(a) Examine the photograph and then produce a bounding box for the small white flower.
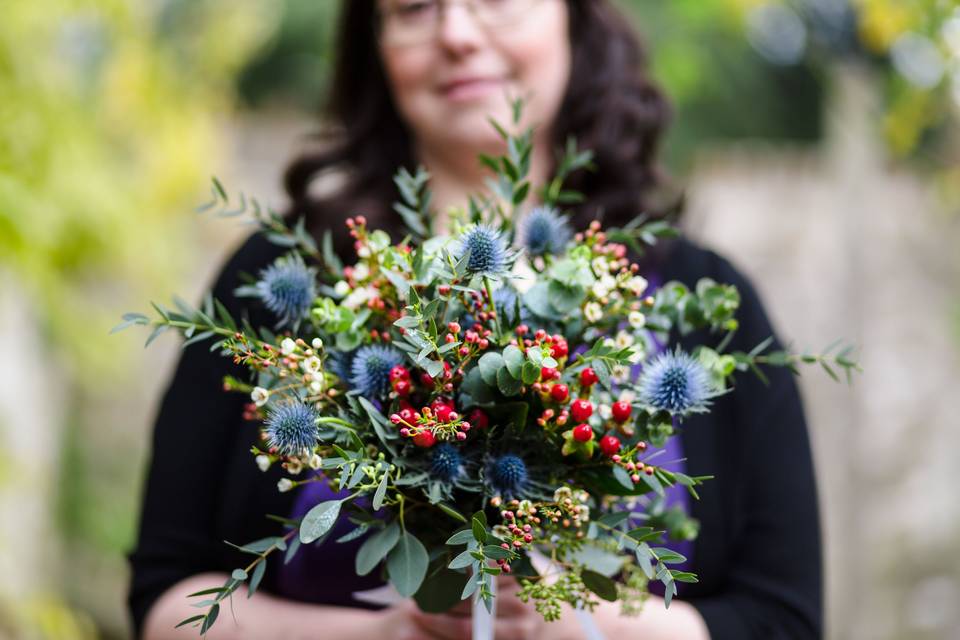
[615,330,635,349]
[250,387,270,407]
[342,286,372,310]
[309,454,323,470]
[628,311,646,329]
[277,478,294,493]
[624,276,649,297]
[311,337,324,350]
[333,280,351,297]
[352,262,370,281]
[627,348,645,364]
[592,275,616,298]
[598,403,612,420]
[287,459,303,475]
[303,356,322,375]
[309,379,324,394]
[584,302,603,323]
[611,364,630,384]
[356,245,371,259]
[602,337,616,349]
[280,338,297,356]
[256,454,271,472]
[618,389,637,404]
[591,256,609,275]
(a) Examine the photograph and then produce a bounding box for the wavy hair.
[282,0,676,263]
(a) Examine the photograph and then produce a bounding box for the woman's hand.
[388,575,547,640]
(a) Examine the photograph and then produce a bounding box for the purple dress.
[277,273,694,603]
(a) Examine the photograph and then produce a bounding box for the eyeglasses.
[377,0,549,47]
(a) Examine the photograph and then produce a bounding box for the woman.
[127,0,822,638]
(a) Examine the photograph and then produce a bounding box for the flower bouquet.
[115,101,859,637]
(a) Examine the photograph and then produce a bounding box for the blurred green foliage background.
[1,0,957,638]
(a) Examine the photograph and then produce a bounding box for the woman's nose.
[436,3,487,55]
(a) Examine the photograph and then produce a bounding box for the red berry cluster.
[390,398,489,448]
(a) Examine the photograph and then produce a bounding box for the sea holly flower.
[253,254,317,328]
[519,205,572,256]
[637,348,715,415]
[430,443,464,482]
[264,401,319,456]
[349,344,405,398]
[457,224,516,277]
[487,454,529,497]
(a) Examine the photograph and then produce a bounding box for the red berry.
[600,435,621,457]
[611,401,632,423]
[469,408,489,429]
[399,408,415,423]
[573,424,594,442]
[389,366,409,382]
[394,379,411,396]
[550,340,568,358]
[541,366,558,381]
[413,430,436,448]
[434,404,454,423]
[580,367,599,387]
[550,384,569,403]
[570,399,593,422]
[420,372,434,386]
[447,322,461,334]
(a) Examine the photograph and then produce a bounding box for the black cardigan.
[126,231,822,639]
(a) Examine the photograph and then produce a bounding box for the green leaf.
[612,465,635,490]
[387,532,430,597]
[597,511,631,527]
[520,360,540,385]
[356,522,401,576]
[446,529,475,545]
[174,615,205,629]
[478,352,504,386]
[502,345,524,378]
[300,500,342,544]
[414,567,469,613]
[496,366,522,396]
[448,549,476,569]
[199,604,219,634]
[373,471,390,510]
[627,527,664,543]
[482,545,511,560]
[471,517,488,544]
[581,569,618,602]
[248,561,266,598]
[437,502,468,523]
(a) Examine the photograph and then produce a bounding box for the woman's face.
[377,0,571,156]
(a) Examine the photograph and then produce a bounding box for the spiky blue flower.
[487,454,528,497]
[430,444,464,483]
[349,344,404,398]
[520,206,573,256]
[264,401,319,456]
[255,255,317,327]
[457,224,515,277]
[637,348,715,415]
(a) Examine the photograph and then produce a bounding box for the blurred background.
[1,0,958,638]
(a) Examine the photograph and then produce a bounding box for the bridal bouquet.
[116,102,859,636]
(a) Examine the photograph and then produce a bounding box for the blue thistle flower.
[349,344,404,398]
[520,206,572,256]
[264,401,319,456]
[637,348,715,415]
[487,454,529,497]
[457,224,515,277]
[255,254,317,328]
[430,444,464,483]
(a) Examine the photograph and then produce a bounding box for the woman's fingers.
[411,609,473,640]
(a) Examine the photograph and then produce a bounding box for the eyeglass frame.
[375,0,553,47]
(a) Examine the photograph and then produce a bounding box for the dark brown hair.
[282,0,676,261]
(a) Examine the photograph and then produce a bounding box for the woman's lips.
[439,77,504,101]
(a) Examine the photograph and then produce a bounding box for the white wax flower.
[333,280,351,297]
[625,276,649,297]
[280,338,297,356]
[311,337,324,350]
[303,356,322,374]
[277,478,294,493]
[256,454,271,472]
[628,311,646,329]
[584,302,603,323]
[250,386,270,407]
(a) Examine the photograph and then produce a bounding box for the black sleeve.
[125,234,274,639]
[689,251,823,639]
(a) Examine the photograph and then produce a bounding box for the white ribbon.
[353,549,604,640]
